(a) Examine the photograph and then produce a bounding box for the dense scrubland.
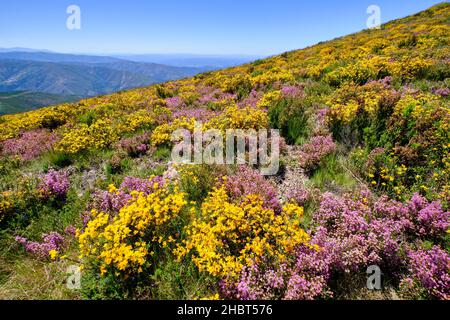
[0,3,449,300]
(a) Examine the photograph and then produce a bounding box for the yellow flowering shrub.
[0,191,13,221]
[251,68,295,87]
[78,185,187,275]
[220,74,252,94]
[324,56,391,85]
[0,109,63,139]
[257,91,281,109]
[175,185,311,279]
[389,57,432,80]
[329,99,359,123]
[151,117,197,147]
[178,85,201,105]
[119,109,156,134]
[56,119,118,154]
[151,104,269,148]
[205,105,269,132]
[392,93,439,119]
[307,60,334,78]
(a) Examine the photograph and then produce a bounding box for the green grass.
[309,153,359,192]
[0,190,85,300]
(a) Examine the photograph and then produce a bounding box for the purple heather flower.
[407,246,450,299]
[1,129,58,161]
[39,169,70,199]
[15,232,65,259]
[225,166,281,213]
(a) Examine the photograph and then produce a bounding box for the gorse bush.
[174,184,310,280]
[79,181,187,277]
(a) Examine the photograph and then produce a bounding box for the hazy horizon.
[0,47,263,58]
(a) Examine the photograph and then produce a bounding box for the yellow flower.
[78,184,187,276]
[108,184,118,193]
[49,250,58,260]
[200,293,221,300]
[175,185,311,279]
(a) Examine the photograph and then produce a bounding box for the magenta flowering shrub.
[118,133,152,157]
[89,176,164,214]
[220,264,288,300]
[172,108,216,122]
[1,129,58,161]
[310,191,449,289]
[121,176,165,193]
[409,194,450,237]
[15,232,65,259]
[299,135,337,172]
[196,87,237,110]
[90,189,132,214]
[313,192,449,271]
[225,166,281,213]
[375,193,450,238]
[284,245,333,300]
[165,96,185,109]
[237,89,262,108]
[405,246,450,299]
[38,169,70,200]
[64,225,77,236]
[432,87,450,97]
[310,108,330,136]
[224,190,449,300]
[221,244,333,300]
[280,85,305,99]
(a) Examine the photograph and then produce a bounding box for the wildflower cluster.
[402,246,449,299]
[175,184,310,280]
[15,232,65,260]
[225,166,281,213]
[89,176,165,215]
[0,191,13,221]
[223,190,449,300]
[299,135,337,172]
[117,133,152,158]
[0,129,58,161]
[79,182,187,276]
[38,169,70,200]
[56,119,118,154]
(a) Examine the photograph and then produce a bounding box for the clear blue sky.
[0,0,445,56]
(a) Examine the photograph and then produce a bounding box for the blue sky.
[0,0,445,56]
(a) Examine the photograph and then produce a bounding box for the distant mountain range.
[0,49,259,115]
[113,54,262,69]
[0,51,203,96]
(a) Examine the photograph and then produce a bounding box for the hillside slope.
[0,3,448,300]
